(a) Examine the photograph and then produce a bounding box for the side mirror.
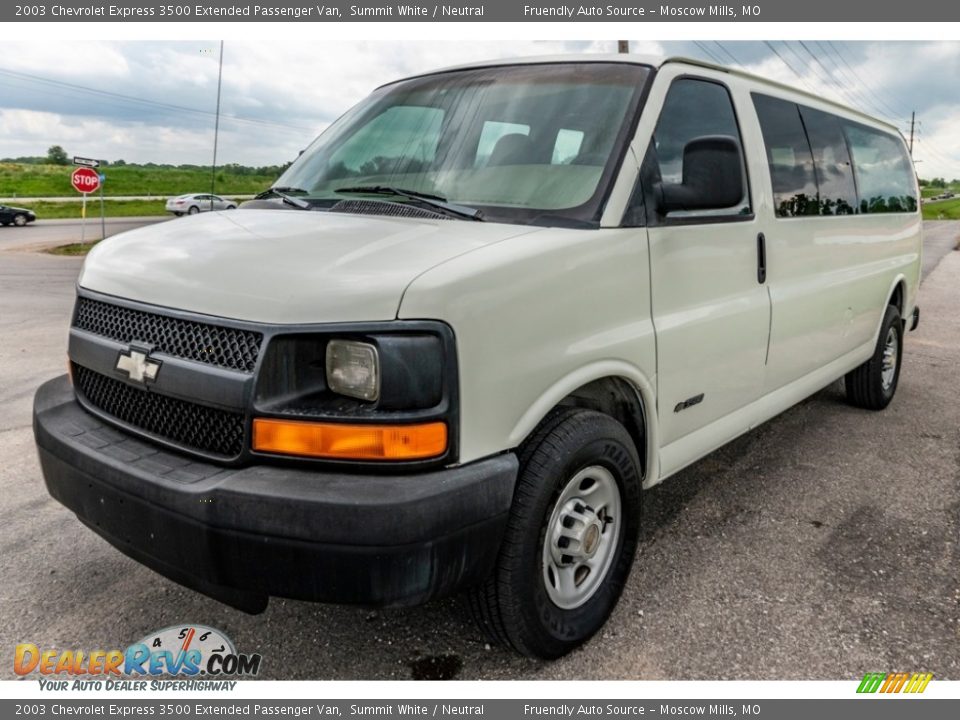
[657,135,744,214]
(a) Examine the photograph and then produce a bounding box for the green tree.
[46,145,69,165]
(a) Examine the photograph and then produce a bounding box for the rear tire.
[845,304,902,410]
[188,206,200,215]
[469,408,642,659]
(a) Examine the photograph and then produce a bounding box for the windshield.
[275,62,651,225]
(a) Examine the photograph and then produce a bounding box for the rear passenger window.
[752,94,818,217]
[799,107,858,215]
[844,124,918,213]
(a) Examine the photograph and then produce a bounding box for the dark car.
[0,204,36,227]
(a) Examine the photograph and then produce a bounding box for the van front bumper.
[33,375,517,613]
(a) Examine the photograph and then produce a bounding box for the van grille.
[73,364,245,458]
[74,297,263,373]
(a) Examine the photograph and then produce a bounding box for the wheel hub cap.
[881,326,898,390]
[542,465,622,610]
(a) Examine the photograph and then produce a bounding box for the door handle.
[757,233,767,284]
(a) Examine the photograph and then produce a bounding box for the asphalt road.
[0,222,957,681]
[0,216,169,251]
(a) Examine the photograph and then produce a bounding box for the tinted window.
[276,63,651,225]
[752,94,818,217]
[799,106,858,215]
[844,124,917,213]
[326,105,445,178]
[644,78,751,220]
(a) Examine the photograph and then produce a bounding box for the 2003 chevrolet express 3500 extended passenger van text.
[34,56,921,659]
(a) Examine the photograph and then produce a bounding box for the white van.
[34,55,921,659]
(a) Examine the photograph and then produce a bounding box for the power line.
[828,42,908,120]
[795,41,898,123]
[712,41,744,69]
[762,41,817,93]
[0,66,313,134]
[692,40,725,66]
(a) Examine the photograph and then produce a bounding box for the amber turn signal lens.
[252,418,447,461]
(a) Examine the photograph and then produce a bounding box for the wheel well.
[555,377,646,479]
[889,282,904,315]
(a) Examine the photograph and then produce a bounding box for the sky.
[0,39,957,179]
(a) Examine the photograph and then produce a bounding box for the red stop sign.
[71,167,101,194]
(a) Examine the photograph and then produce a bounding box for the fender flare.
[507,360,661,488]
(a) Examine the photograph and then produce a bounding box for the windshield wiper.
[255,186,312,210]
[335,186,483,221]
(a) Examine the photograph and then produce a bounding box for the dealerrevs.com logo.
[14,625,261,689]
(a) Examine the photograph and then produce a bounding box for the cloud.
[0,40,956,178]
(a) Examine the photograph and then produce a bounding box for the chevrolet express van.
[34,56,921,659]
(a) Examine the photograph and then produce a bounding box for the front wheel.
[13,214,27,226]
[469,408,642,659]
[188,206,200,215]
[845,304,903,410]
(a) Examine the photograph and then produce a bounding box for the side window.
[752,94,818,217]
[799,106,858,215]
[641,77,751,222]
[844,124,918,214]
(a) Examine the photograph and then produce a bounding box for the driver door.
[640,70,771,476]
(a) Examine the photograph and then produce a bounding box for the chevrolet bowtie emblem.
[116,348,161,383]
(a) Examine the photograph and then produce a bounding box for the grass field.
[25,200,168,219]
[921,185,959,198]
[0,163,278,198]
[47,241,102,256]
[922,197,960,220]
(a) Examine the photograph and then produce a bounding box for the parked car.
[165,193,237,215]
[0,204,36,226]
[34,55,921,659]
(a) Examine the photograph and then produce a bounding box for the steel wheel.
[880,326,899,390]
[542,465,623,610]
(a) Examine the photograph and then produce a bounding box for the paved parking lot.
[1,223,957,680]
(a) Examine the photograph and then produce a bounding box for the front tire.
[845,304,903,410]
[13,214,27,226]
[188,206,200,215]
[470,408,642,659]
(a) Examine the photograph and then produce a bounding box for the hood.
[79,209,535,324]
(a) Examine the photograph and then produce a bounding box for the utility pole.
[618,40,629,54]
[908,111,915,157]
[210,40,224,212]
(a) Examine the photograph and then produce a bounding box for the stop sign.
[71,167,101,194]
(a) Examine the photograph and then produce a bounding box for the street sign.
[71,167,101,194]
[73,156,100,168]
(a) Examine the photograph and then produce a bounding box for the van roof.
[387,54,898,134]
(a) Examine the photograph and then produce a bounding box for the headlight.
[325,339,379,401]
[252,325,456,463]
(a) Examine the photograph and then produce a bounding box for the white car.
[165,193,237,216]
[35,55,921,659]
